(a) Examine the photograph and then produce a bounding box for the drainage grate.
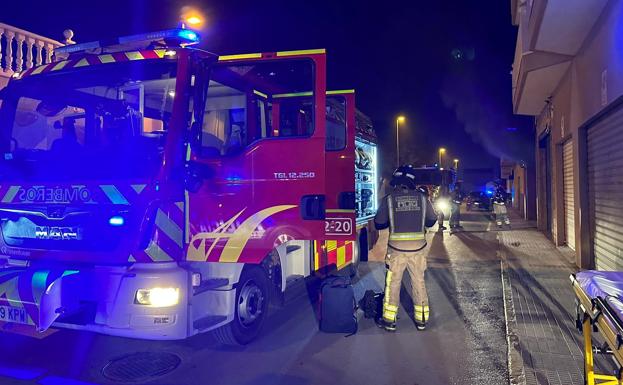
[102,352,181,383]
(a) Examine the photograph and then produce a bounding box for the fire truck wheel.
[212,266,270,345]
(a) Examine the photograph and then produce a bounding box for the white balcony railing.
[0,23,64,77]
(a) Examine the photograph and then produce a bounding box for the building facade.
[511,0,623,269]
[501,158,537,221]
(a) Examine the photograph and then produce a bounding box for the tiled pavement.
[499,215,613,385]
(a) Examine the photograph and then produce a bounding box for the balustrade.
[0,22,64,77]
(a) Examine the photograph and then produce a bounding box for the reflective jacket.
[374,187,437,251]
[493,189,507,205]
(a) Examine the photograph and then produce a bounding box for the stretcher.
[571,271,623,384]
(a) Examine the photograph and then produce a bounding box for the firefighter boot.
[414,304,430,330]
[376,317,397,332]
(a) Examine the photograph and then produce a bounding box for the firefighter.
[449,182,464,230]
[435,187,449,231]
[374,165,437,331]
[493,186,510,227]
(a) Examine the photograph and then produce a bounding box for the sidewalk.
[499,210,589,385]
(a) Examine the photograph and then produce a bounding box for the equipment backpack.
[359,289,384,320]
[319,276,358,334]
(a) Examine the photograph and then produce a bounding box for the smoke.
[439,70,530,164]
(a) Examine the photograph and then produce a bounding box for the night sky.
[4,0,534,178]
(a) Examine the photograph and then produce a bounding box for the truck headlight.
[135,287,180,307]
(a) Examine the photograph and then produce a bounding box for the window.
[196,59,314,157]
[326,96,346,151]
[0,60,178,180]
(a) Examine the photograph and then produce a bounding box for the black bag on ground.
[359,290,384,319]
[319,276,357,334]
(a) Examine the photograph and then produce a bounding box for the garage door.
[588,106,623,270]
[563,140,575,250]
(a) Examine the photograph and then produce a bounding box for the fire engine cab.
[0,29,378,344]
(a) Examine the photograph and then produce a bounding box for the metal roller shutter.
[563,140,575,250]
[587,107,623,270]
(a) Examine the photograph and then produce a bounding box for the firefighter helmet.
[390,165,417,189]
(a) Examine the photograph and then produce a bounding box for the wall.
[532,0,623,267]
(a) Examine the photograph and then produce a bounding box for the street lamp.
[180,7,205,29]
[454,158,459,170]
[438,147,446,168]
[396,116,406,167]
[186,16,203,26]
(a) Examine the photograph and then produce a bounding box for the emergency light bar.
[55,28,200,56]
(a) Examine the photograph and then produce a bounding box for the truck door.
[186,50,328,264]
[317,91,357,270]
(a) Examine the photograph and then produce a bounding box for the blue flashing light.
[485,190,494,196]
[177,29,199,42]
[109,216,125,226]
[119,28,200,45]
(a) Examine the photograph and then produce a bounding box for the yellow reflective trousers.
[382,248,429,324]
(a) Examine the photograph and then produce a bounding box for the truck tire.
[212,266,270,345]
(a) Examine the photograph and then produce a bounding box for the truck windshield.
[0,59,178,181]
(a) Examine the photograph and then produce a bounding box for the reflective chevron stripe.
[130,201,185,263]
[0,268,80,329]
[20,49,167,78]
[155,209,183,248]
[131,184,147,194]
[144,241,174,262]
[319,240,354,269]
[1,186,20,203]
[99,185,129,205]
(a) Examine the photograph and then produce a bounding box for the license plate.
[0,305,28,325]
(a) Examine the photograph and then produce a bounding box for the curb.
[500,259,526,385]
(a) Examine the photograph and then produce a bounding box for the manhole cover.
[102,352,181,383]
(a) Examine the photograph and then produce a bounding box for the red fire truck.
[0,29,378,344]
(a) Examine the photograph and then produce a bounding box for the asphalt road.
[0,210,511,385]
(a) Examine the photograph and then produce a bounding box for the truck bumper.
[0,262,223,340]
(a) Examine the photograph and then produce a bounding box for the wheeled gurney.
[571,271,623,384]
